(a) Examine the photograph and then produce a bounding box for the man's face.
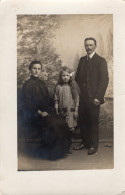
[84,40,96,55]
[30,64,41,77]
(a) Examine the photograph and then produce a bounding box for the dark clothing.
[75,53,109,104]
[22,75,53,142]
[79,88,100,149]
[22,75,50,122]
[21,76,71,160]
[75,53,109,149]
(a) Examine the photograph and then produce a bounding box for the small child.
[54,66,80,153]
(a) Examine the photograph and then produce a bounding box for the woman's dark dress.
[22,76,70,160]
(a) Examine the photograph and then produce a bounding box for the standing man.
[73,37,109,155]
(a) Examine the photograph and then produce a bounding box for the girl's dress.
[55,84,79,129]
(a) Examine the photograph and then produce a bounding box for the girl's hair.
[57,66,80,102]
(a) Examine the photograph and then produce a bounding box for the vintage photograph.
[17,14,113,171]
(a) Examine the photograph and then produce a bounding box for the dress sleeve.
[54,85,60,109]
[22,82,38,112]
[75,58,82,88]
[75,95,79,107]
[72,80,80,108]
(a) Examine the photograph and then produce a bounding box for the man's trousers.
[79,88,100,149]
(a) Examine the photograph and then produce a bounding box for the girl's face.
[30,64,41,77]
[61,71,70,83]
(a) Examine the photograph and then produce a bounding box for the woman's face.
[61,71,70,83]
[30,64,41,77]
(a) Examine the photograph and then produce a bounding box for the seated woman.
[21,60,70,160]
[22,61,50,126]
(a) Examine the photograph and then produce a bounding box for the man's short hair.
[29,60,42,70]
[84,37,97,45]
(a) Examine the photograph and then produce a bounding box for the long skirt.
[20,113,71,160]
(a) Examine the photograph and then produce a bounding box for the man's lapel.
[87,53,97,71]
[80,53,97,79]
[80,56,87,78]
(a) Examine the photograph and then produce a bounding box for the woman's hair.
[57,66,80,102]
[29,60,42,70]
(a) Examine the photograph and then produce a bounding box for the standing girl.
[54,66,80,153]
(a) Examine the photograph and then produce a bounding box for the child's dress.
[54,84,79,129]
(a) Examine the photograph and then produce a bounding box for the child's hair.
[57,66,80,102]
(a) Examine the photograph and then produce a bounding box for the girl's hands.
[74,106,78,119]
[74,111,78,119]
[56,108,59,115]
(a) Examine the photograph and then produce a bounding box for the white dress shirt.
[87,51,96,60]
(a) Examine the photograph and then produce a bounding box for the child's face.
[61,71,70,83]
[30,64,41,77]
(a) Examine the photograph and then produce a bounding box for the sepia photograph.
[17,14,113,171]
[1,0,125,194]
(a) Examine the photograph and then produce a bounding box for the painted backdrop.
[17,14,113,97]
[17,15,113,142]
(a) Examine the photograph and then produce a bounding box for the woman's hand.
[38,110,49,117]
[41,112,49,117]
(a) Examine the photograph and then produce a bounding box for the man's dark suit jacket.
[75,53,109,104]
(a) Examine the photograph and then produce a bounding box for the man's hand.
[38,110,49,117]
[93,99,100,106]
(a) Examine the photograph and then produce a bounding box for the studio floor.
[18,140,113,171]
[18,97,113,171]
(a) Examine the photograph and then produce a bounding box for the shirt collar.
[87,51,96,59]
[30,75,39,80]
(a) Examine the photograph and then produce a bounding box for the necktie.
[87,56,90,60]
